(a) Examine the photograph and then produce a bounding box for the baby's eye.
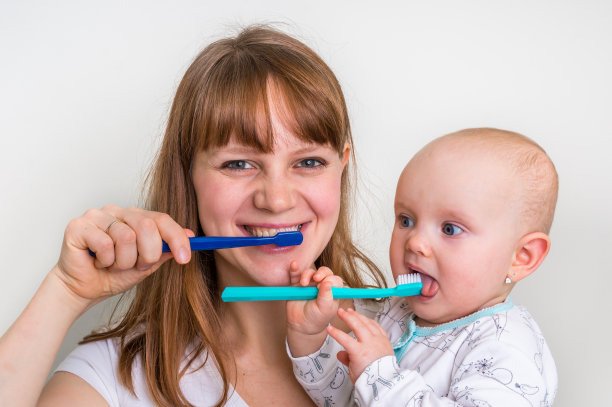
[297,158,325,168]
[399,215,414,228]
[224,160,254,170]
[442,223,463,236]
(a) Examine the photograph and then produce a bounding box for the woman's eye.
[224,160,253,170]
[297,158,324,168]
[442,223,463,236]
[399,215,414,228]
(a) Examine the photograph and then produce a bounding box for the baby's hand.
[286,262,344,357]
[327,308,394,383]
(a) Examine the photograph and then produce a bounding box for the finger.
[99,204,123,219]
[120,210,189,269]
[82,207,122,235]
[288,261,301,286]
[106,220,138,270]
[80,209,126,268]
[66,216,115,268]
[153,212,191,265]
[327,324,359,353]
[316,279,336,305]
[128,214,164,270]
[337,308,371,342]
[300,268,317,287]
[321,275,344,289]
[346,308,382,337]
[312,266,333,283]
[136,251,175,274]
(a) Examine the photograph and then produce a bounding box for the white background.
[1,1,610,405]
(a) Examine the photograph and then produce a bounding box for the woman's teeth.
[245,224,302,237]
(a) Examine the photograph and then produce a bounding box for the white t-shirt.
[56,338,248,407]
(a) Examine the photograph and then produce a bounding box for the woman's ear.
[341,142,351,169]
[510,232,551,282]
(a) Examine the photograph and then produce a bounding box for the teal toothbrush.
[221,273,422,302]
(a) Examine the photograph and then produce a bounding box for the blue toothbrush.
[89,231,303,256]
[161,231,303,252]
[221,273,422,302]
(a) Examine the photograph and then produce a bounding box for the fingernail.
[177,248,190,263]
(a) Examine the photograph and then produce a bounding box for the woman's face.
[191,108,349,287]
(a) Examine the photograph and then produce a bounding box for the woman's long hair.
[83,25,386,407]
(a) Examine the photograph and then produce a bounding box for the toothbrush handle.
[221,286,397,302]
[163,235,282,252]
[222,286,319,302]
[330,287,394,299]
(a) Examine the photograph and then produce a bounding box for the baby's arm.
[286,263,344,357]
[287,265,357,407]
[330,309,556,406]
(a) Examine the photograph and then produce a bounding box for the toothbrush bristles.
[397,273,421,285]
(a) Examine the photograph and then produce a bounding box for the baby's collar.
[392,298,514,361]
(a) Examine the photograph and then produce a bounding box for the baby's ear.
[510,232,551,282]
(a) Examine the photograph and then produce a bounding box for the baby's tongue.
[418,273,439,297]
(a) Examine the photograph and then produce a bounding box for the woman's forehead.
[211,135,331,154]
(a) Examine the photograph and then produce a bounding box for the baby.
[286,128,558,406]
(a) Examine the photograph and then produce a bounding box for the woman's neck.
[222,299,288,362]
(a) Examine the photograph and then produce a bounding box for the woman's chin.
[266,266,298,285]
[240,265,293,287]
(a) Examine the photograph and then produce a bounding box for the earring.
[505,277,512,284]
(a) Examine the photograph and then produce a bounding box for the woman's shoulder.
[56,336,121,372]
[55,337,248,406]
[54,337,126,406]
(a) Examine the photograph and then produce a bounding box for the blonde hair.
[82,25,385,407]
[440,127,559,234]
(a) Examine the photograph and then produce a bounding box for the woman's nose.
[406,229,432,257]
[253,174,296,213]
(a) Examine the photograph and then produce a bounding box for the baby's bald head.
[416,128,558,234]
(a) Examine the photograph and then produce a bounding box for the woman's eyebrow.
[290,145,324,154]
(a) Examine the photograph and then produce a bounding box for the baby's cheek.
[445,273,479,301]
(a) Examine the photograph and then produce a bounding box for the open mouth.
[406,265,439,298]
[243,224,303,237]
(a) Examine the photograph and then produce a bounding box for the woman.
[0,25,385,406]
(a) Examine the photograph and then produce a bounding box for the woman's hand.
[53,205,193,306]
[286,263,343,357]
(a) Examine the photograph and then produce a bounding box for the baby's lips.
[419,273,439,297]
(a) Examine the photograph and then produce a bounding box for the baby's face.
[389,142,523,326]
